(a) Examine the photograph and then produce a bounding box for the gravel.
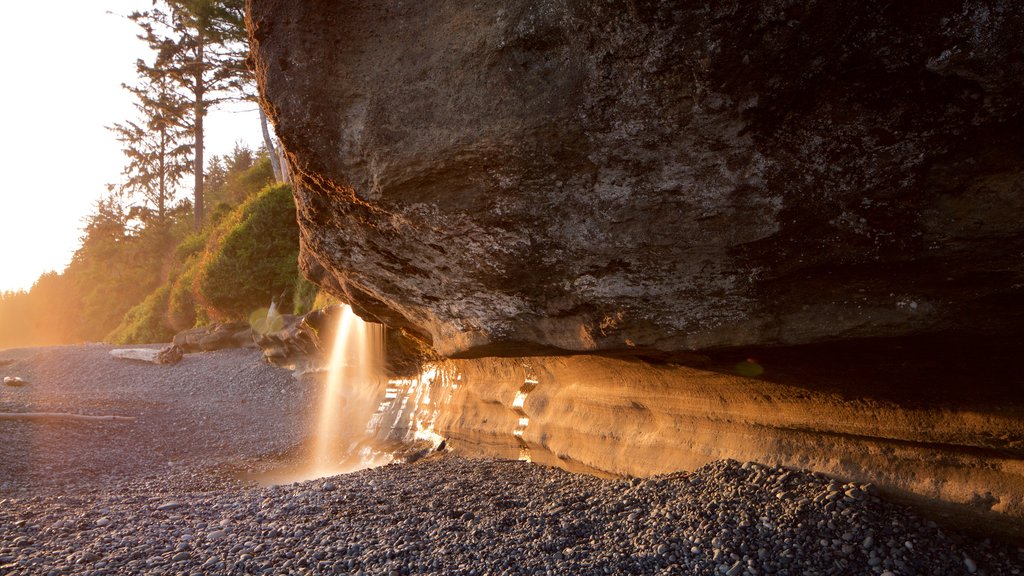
[2,344,1023,575]
[0,343,313,492]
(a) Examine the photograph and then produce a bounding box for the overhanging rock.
[248,0,1023,357]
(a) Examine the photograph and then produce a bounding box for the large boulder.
[248,0,1024,357]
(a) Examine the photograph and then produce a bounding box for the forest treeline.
[0,0,315,350]
[0,147,317,350]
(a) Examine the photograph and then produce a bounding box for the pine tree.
[129,0,250,230]
[110,70,192,224]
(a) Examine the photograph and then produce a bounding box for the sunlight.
[0,1,262,294]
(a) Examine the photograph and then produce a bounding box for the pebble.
[6,457,1016,576]
[0,346,1020,576]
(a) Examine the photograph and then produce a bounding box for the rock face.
[247,0,1024,536]
[248,0,1023,357]
[398,354,1024,539]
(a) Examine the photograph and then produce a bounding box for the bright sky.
[0,1,263,293]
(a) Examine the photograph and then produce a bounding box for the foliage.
[194,184,299,320]
[129,0,252,229]
[0,2,301,349]
[166,259,200,331]
[109,61,192,223]
[0,274,76,349]
[175,229,209,261]
[0,179,304,347]
[205,144,274,207]
[292,276,320,316]
[0,192,178,347]
[106,284,175,344]
[311,289,341,311]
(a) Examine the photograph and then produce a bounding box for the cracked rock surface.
[249,0,1024,357]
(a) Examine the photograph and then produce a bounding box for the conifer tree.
[110,71,192,224]
[129,0,250,230]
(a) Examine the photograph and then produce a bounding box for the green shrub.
[292,276,320,315]
[312,289,340,310]
[194,184,299,321]
[230,157,275,203]
[166,260,199,331]
[106,284,175,344]
[175,230,208,261]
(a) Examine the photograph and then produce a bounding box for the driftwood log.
[0,412,136,422]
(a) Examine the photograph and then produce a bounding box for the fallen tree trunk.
[0,412,136,422]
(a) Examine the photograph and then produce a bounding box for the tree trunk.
[260,108,283,182]
[158,125,167,222]
[192,39,206,231]
[279,145,291,184]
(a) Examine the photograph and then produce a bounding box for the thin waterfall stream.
[307,304,388,477]
[249,305,391,484]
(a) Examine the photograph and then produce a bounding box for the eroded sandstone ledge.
[411,350,1024,539]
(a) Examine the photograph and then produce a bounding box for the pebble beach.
[1,345,1021,575]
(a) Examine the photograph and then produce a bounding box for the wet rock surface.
[253,306,437,378]
[249,0,1024,357]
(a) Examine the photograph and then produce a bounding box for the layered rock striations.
[410,354,1024,538]
[248,0,1023,357]
[247,0,1024,535]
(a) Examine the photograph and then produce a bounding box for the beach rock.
[249,0,1024,357]
[155,345,184,365]
[252,311,320,370]
[3,376,26,386]
[173,323,254,353]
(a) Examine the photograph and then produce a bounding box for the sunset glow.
[0,1,261,293]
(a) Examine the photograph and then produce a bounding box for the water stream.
[307,304,388,477]
[249,305,445,485]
